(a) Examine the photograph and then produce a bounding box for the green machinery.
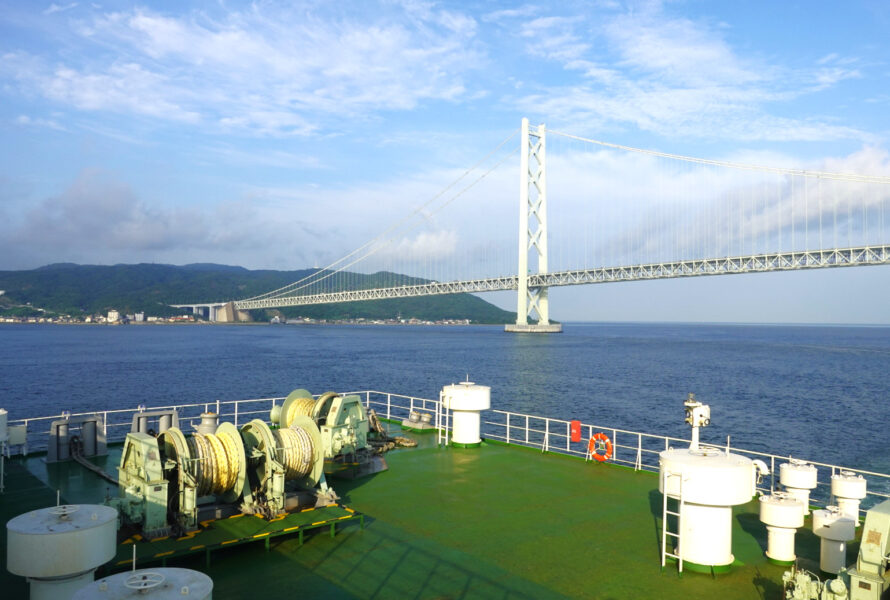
[272,389,387,478]
[783,499,890,600]
[111,416,330,538]
[847,499,890,600]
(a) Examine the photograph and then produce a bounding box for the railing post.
[386,394,391,420]
[410,397,415,414]
[435,393,441,446]
[216,400,220,415]
[102,412,107,439]
[635,434,642,471]
[566,422,570,451]
[525,415,529,444]
[506,414,511,445]
[365,391,370,408]
[612,428,617,461]
[543,419,549,453]
[234,402,239,428]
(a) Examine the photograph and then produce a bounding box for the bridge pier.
[505,323,563,333]
[170,303,229,322]
[507,118,561,334]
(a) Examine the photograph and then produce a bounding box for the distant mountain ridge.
[0,263,515,324]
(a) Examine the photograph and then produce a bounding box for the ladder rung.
[665,532,679,538]
[665,510,680,517]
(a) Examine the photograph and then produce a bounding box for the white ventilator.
[779,460,818,515]
[812,506,856,574]
[6,504,118,600]
[759,493,805,564]
[830,471,867,525]
[441,382,490,446]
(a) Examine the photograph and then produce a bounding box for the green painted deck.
[1,436,861,599]
[113,504,363,568]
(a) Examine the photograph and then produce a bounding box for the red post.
[570,420,581,443]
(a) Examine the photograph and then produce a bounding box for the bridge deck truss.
[232,245,890,310]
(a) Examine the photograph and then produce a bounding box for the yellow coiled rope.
[274,426,314,480]
[189,431,239,496]
[215,428,241,493]
[202,432,229,495]
[187,434,211,496]
[186,423,312,495]
[283,397,316,427]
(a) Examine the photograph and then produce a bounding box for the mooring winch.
[111,412,330,538]
[273,388,388,478]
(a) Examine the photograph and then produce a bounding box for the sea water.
[1,322,888,473]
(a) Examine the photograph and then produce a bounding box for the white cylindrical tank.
[831,471,867,525]
[759,493,805,564]
[7,504,117,600]
[812,506,856,574]
[0,408,8,443]
[441,382,490,447]
[659,447,754,569]
[779,460,818,515]
[72,568,213,600]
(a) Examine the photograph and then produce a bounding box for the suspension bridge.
[174,118,890,331]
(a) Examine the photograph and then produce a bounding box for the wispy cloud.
[510,3,870,143]
[482,5,538,23]
[15,114,67,131]
[5,4,484,137]
[520,16,590,63]
[43,3,78,16]
[810,54,861,91]
[3,53,201,123]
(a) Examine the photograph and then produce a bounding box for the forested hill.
[0,263,516,324]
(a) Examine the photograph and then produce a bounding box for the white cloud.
[482,5,538,23]
[811,54,862,91]
[43,3,78,15]
[2,53,201,123]
[0,170,317,269]
[510,4,870,144]
[378,230,459,263]
[605,11,763,87]
[520,16,590,63]
[6,3,484,136]
[15,114,67,131]
[542,144,890,271]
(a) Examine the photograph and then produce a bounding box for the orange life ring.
[588,433,613,462]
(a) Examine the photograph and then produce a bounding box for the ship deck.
[1,430,857,600]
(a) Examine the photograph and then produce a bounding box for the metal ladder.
[661,471,685,573]
[435,393,450,447]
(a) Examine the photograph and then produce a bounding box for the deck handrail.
[7,390,889,515]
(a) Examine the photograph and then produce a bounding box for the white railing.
[6,397,286,455]
[4,391,438,456]
[482,408,890,513]
[7,392,889,516]
[356,390,440,423]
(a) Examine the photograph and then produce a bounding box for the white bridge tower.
[505,118,562,333]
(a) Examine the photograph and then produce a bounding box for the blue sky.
[2,1,890,322]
